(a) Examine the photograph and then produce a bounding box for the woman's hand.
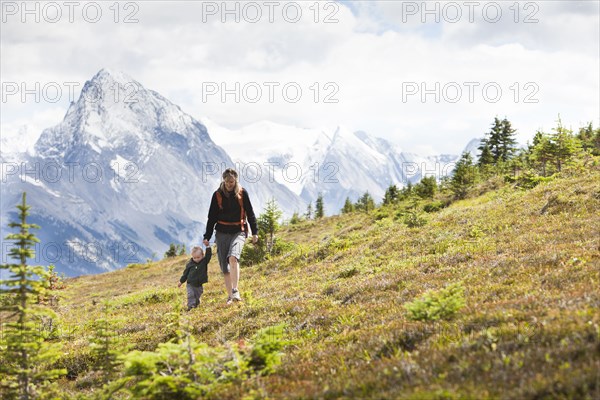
[252,235,258,244]
[203,239,209,247]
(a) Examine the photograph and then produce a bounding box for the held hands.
[177,282,182,288]
[203,239,210,247]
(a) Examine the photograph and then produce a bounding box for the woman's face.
[224,177,236,191]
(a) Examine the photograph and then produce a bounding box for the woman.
[203,168,258,304]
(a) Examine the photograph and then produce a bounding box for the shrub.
[241,241,266,266]
[423,201,446,213]
[272,238,295,257]
[374,209,389,220]
[506,170,555,189]
[403,209,427,228]
[248,324,288,375]
[113,324,289,398]
[404,283,466,322]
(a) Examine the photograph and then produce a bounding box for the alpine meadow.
[1,119,599,399]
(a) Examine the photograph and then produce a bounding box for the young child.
[178,245,212,311]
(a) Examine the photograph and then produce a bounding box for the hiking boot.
[232,289,242,302]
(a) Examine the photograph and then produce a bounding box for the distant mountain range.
[205,120,480,215]
[1,69,479,276]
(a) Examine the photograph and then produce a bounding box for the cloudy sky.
[1,0,598,156]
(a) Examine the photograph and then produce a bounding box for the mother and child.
[178,168,259,309]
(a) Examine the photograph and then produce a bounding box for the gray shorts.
[215,231,247,274]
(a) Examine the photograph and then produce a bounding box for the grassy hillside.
[46,168,600,398]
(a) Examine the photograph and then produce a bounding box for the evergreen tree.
[305,202,313,220]
[531,130,544,148]
[257,199,283,255]
[341,197,354,214]
[450,152,477,199]
[479,117,517,165]
[478,117,503,163]
[438,175,451,193]
[530,132,554,176]
[499,118,518,162]
[403,196,428,228]
[576,122,600,156]
[399,181,413,200]
[90,303,123,382]
[414,176,437,199]
[289,212,302,225]
[38,265,65,307]
[477,143,494,168]
[507,148,528,178]
[550,118,582,172]
[243,199,283,263]
[355,192,375,213]
[165,243,178,258]
[383,184,399,205]
[315,194,324,219]
[0,193,66,399]
[178,244,187,256]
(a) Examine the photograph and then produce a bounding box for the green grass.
[30,168,600,398]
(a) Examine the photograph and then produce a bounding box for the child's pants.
[187,284,204,309]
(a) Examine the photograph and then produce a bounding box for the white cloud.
[1,0,598,156]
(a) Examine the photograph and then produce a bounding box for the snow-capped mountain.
[202,119,328,196]
[1,125,38,160]
[1,69,302,276]
[206,120,475,214]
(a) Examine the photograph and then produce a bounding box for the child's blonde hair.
[191,246,204,256]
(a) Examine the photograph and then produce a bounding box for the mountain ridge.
[2,69,478,276]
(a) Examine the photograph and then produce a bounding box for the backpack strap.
[216,191,223,210]
[238,189,246,232]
